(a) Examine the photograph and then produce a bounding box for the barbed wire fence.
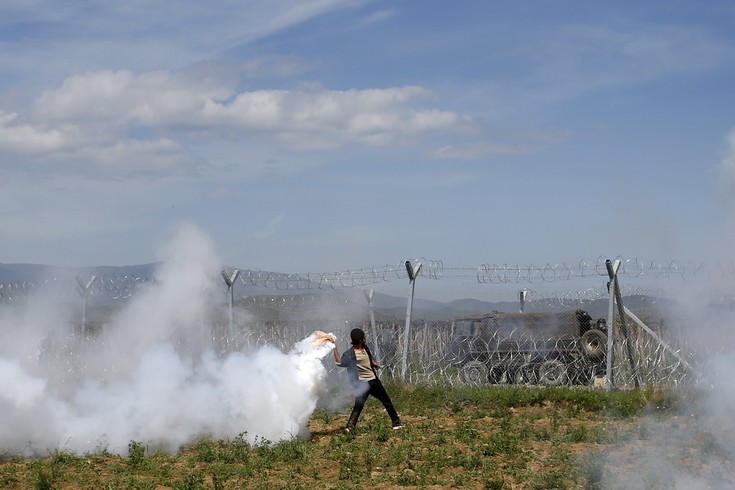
[1,257,733,390]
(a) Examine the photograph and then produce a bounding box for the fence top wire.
[2,257,735,302]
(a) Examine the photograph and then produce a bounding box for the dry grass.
[0,383,727,489]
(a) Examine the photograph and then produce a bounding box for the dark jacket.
[337,345,378,386]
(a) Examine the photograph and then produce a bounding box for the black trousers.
[347,378,400,428]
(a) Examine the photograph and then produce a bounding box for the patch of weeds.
[482,431,521,458]
[432,431,448,445]
[457,452,483,470]
[527,448,576,489]
[173,471,204,490]
[517,422,534,442]
[192,438,222,464]
[395,468,420,486]
[534,426,551,441]
[31,460,57,490]
[579,452,605,489]
[641,385,682,413]
[605,390,646,418]
[226,432,252,464]
[337,457,361,483]
[447,397,473,413]
[271,437,310,464]
[127,440,146,468]
[50,450,79,468]
[362,444,379,473]
[210,473,224,490]
[394,383,452,411]
[373,424,391,443]
[312,407,333,425]
[550,409,561,432]
[454,418,480,442]
[491,405,513,418]
[452,471,471,487]
[147,450,175,480]
[124,477,156,490]
[252,435,278,468]
[424,446,452,470]
[0,463,20,487]
[471,408,489,419]
[563,424,597,443]
[484,474,509,489]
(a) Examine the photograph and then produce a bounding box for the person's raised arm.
[333,346,341,364]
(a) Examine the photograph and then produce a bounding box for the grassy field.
[0,383,715,489]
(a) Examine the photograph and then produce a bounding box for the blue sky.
[1,0,734,273]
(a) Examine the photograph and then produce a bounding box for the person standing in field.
[332,328,403,433]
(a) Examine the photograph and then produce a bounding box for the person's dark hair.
[350,328,365,346]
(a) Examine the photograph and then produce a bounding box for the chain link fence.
[1,257,730,390]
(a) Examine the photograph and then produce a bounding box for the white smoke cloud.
[0,222,338,456]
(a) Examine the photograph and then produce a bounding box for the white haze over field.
[0,223,339,456]
[596,274,735,489]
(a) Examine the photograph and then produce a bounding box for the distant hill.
[0,263,669,321]
[0,263,159,283]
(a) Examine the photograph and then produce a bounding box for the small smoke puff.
[0,358,46,409]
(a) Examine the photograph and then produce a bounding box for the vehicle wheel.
[513,363,537,385]
[488,367,504,384]
[460,361,488,386]
[538,359,568,386]
[581,329,607,360]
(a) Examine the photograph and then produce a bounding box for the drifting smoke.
[595,279,735,489]
[0,223,337,456]
[598,130,735,489]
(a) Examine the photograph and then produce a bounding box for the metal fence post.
[605,262,617,392]
[221,269,241,347]
[401,260,421,382]
[605,259,640,389]
[519,289,528,313]
[75,275,96,341]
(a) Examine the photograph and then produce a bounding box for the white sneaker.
[392,424,403,430]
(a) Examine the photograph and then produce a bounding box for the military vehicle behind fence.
[448,309,608,386]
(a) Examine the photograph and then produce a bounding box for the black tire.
[488,367,504,384]
[581,329,607,360]
[460,360,488,386]
[513,363,537,385]
[538,359,568,386]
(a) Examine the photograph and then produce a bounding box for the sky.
[1,0,735,274]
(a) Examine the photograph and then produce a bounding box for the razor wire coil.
[3,257,735,301]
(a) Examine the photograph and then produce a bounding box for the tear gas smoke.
[0,223,338,456]
[598,273,735,488]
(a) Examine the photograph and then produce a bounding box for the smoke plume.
[0,222,336,456]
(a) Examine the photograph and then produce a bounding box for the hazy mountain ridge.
[0,263,664,320]
[0,263,159,283]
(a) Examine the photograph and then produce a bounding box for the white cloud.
[717,127,735,199]
[242,55,315,79]
[356,9,395,27]
[0,70,471,178]
[253,213,286,239]
[206,187,245,200]
[527,22,729,99]
[0,112,71,154]
[427,142,538,160]
[34,70,231,125]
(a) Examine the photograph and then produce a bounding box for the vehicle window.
[454,320,475,337]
